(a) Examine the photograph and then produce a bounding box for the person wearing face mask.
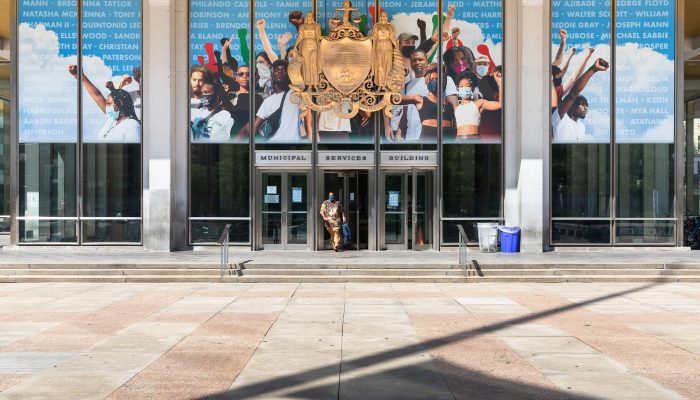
[452,72,502,142]
[255,52,274,98]
[398,71,454,142]
[190,82,234,142]
[397,32,419,83]
[320,192,346,252]
[474,55,491,79]
[444,46,476,83]
[68,65,141,143]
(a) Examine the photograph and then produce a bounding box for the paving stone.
[0,353,73,373]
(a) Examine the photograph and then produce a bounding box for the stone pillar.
[504,0,550,252]
[142,0,189,250]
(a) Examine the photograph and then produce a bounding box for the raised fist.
[256,19,266,30]
[593,58,609,72]
[559,28,567,41]
[289,11,303,28]
[68,64,78,76]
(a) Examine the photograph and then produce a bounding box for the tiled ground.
[0,282,698,399]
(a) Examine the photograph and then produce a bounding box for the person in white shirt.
[190,83,234,142]
[68,64,141,143]
[552,58,609,143]
[385,49,458,143]
[239,59,312,143]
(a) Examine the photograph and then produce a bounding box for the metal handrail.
[457,224,472,275]
[218,224,231,278]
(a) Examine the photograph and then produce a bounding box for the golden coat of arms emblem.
[288,1,404,118]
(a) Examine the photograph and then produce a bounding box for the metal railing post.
[457,224,470,275]
[218,224,231,278]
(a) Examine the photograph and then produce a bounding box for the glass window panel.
[685,100,700,215]
[18,0,79,144]
[615,0,674,144]
[190,220,250,244]
[189,0,251,144]
[81,0,142,144]
[380,0,439,148]
[551,0,611,144]
[443,144,500,218]
[190,144,250,217]
[552,144,610,218]
[315,0,374,147]
[615,220,674,244]
[19,143,77,218]
[19,220,77,243]
[253,0,313,147]
[442,220,499,245]
[551,220,610,245]
[82,220,141,243]
[447,0,503,144]
[0,84,10,228]
[83,144,141,218]
[617,143,674,218]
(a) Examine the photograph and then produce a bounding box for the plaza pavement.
[0,282,698,399]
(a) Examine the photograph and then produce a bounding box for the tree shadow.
[198,284,656,400]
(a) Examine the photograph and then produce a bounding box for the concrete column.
[504,0,550,252]
[142,0,189,250]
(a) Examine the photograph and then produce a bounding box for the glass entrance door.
[261,171,309,249]
[382,170,433,250]
[322,171,369,250]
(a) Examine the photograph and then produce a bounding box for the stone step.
[476,268,700,276]
[0,263,223,270]
[1,262,700,271]
[0,268,224,276]
[241,263,465,270]
[1,274,700,283]
[473,263,700,270]
[240,268,465,276]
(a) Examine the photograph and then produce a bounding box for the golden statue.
[287,48,305,92]
[372,12,396,88]
[296,12,321,88]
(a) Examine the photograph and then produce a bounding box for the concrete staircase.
[1,261,700,283]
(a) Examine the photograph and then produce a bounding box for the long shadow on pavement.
[199,284,656,400]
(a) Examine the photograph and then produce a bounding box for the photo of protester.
[238,60,312,143]
[549,24,610,144]
[383,1,503,144]
[551,58,609,143]
[69,65,141,143]
[452,69,501,142]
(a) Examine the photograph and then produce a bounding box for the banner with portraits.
[189,0,252,143]
[18,0,142,144]
[551,0,675,144]
[188,0,504,145]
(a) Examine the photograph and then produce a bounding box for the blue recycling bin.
[498,226,520,253]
